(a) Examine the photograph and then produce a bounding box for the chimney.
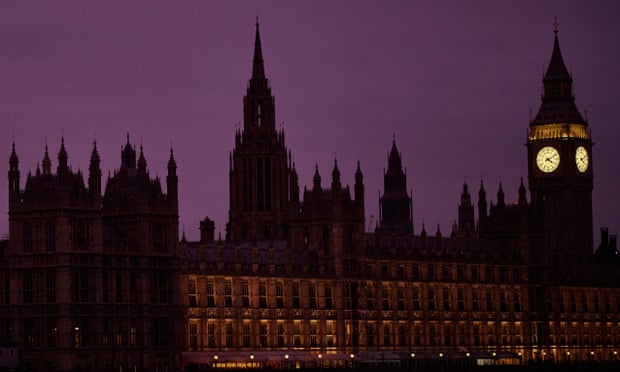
[200,217,215,244]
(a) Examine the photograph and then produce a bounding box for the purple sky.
[2,1,619,243]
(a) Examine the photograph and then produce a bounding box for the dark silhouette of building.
[2,137,180,371]
[2,20,619,371]
[178,21,620,369]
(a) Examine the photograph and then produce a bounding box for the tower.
[378,138,413,234]
[458,181,475,233]
[527,23,593,263]
[228,21,293,240]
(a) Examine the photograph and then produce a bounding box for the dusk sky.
[2,1,619,243]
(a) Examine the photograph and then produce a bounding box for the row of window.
[186,319,620,350]
[349,261,524,283]
[20,221,169,253]
[186,278,526,312]
[18,317,171,349]
[17,269,171,305]
[553,290,618,314]
[21,220,87,252]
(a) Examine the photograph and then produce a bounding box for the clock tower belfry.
[527,23,593,263]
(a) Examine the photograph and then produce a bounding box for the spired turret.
[378,138,412,235]
[167,147,178,210]
[458,181,475,233]
[8,142,20,207]
[88,141,101,206]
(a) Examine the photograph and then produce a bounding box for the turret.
[313,164,321,194]
[121,133,136,169]
[378,138,412,235]
[88,141,101,206]
[8,142,20,206]
[496,182,505,207]
[458,181,475,232]
[354,161,364,215]
[42,145,51,175]
[331,158,341,200]
[57,137,70,184]
[167,147,178,209]
[137,145,148,192]
[478,180,487,226]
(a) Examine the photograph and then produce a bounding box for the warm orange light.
[529,123,589,141]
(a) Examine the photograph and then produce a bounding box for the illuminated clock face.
[536,146,560,173]
[575,146,589,173]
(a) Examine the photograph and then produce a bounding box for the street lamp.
[318,353,323,370]
[250,354,254,369]
[349,353,355,371]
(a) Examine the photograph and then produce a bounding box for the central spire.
[252,18,265,80]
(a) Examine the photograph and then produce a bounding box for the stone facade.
[2,138,180,371]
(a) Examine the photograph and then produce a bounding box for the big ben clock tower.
[527,22,593,264]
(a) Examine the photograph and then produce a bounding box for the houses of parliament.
[1,22,619,372]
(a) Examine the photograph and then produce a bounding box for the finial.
[256,15,259,27]
[553,16,559,35]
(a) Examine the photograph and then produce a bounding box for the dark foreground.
[184,364,619,372]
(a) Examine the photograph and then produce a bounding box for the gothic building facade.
[1,137,181,371]
[177,22,620,369]
[2,21,620,372]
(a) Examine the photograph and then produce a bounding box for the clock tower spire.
[527,22,593,264]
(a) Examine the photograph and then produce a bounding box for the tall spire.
[531,18,586,125]
[89,140,101,205]
[252,17,265,80]
[543,17,572,86]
